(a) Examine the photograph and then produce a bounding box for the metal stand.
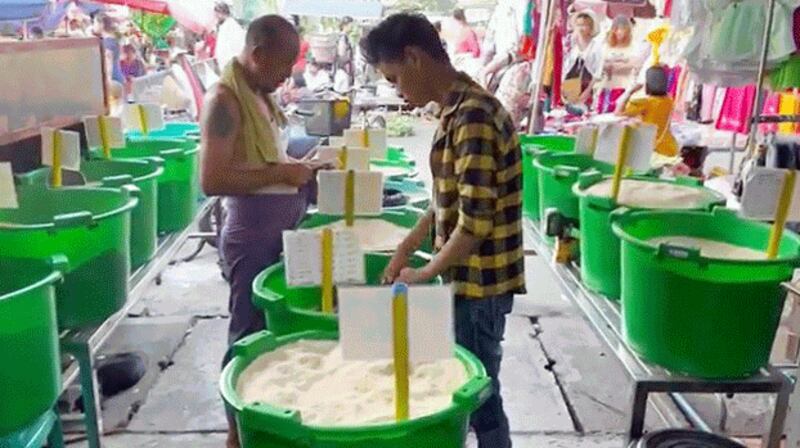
[57,199,214,447]
[525,220,794,447]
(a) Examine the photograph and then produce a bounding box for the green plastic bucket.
[533,153,613,223]
[0,186,137,329]
[252,252,438,337]
[126,121,200,141]
[575,174,725,300]
[17,159,164,270]
[370,159,417,180]
[92,138,199,233]
[0,257,63,436]
[220,330,491,448]
[519,134,575,220]
[299,207,432,253]
[384,178,430,210]
[612,207,800,378]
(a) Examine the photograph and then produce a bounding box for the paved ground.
[64,119,777,447]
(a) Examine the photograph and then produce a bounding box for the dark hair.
[645,66,668,96]
[31,26,44,36]
[246,15,297,48]
[360,14,449,65]
[214,1,231,15]
[433,21,442,32]
[292,72,306,88]
[453,8,466,23]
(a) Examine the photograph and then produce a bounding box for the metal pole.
[746,0,778,155]
[527,0,556,134]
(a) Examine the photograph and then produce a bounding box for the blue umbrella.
[0,0,52,21]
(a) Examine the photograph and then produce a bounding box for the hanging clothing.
[623,95,679,157]
[551,26,564,108]
[595,88,626,114]
[778,92,800,135]
[715,85,756,134]
[770,56,800,91]
[760,92,782,134]
[700,84,719,123]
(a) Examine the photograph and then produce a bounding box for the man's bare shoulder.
[202,84,240,139]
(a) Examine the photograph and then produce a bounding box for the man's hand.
[382,251,410,284]
[395,266,433,284]
[279,163,314,187]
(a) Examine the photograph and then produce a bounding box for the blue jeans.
[455,294,514,448]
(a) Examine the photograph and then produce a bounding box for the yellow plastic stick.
[610,126,632,202]
[51,131,62,188]
[391,283,410,421]
[362,129,370,148]
[339,146,348,170]
[589,127,599,156]
[99,116,111,159]
[767,169,796,259]
[345,170,355,227]
[321,228,334,313]
[137,104,149,136]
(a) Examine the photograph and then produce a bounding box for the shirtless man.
[199,15,313,448]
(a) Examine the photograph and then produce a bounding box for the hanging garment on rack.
[700,84,720,123]
[760,92,782,134]
[667,65,683,99]
[778,92,800,135]
[770,56,800,91]
[551,26,564,108]
[715,85,756,134]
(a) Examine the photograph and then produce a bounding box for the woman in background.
[595,16,643,113]
[562,11,601,107]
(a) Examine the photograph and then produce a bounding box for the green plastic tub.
[220,330,491,448]
[126,121,200,141]
[612,207,800,378]
[519,134,575,220]
[300,207,432,253]
[384,178,430,210]
[0,186,137,329]
[0,257,63,436]
[575,174,725,300]
[370,159,417,180]
[17,159,164,269]
[92,138,199,233]
[252,252,437,337]
[534,153,613,223]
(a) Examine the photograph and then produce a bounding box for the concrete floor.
[64,120,777,447]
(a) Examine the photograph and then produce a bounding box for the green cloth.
[219,59,286,164]
[770,56,800,91]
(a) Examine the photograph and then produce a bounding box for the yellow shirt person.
[622,95,679,157]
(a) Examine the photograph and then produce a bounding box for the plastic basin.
[220,330,491,448]
[17,159,164,269]
[126,121,200,141]
[0,186,137,329]
[519,134,575,220]
[612,207,800,378]
[575,174,725,300]
[92,137,199,233]
[533,153,613,222]
[252,252,438,337]
[299,207,432,253]
[384,178,429,210]
[370,159,418,180]
[0,257,63,436]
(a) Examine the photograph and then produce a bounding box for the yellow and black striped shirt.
[431,73,526,300]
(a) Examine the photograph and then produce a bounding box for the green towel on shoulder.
[219,59,287,164]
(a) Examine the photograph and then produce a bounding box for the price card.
[41,128,81,171]
[83,115,124,150]
[594,123,656,172]
[344,128,388,159]
[123,103,165,133]
[740,167,800,222]
[0,162,18,209]
[339,284,454,363]
[282,228,365,286]
[574,125,599,155]
[317,170,383,215]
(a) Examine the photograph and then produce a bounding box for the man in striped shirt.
[364,13,525,448]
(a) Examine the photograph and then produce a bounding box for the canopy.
[281,0,384,19]
[0,0,51,21]
[91,0,215,32]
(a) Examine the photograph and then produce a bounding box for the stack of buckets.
[0,122,202,442]
[523,133,800,379]
[220,141,492,447]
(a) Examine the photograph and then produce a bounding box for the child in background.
[618,66,678,157]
